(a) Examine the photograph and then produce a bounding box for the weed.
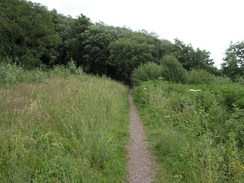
[0,74,129,182]
[134,80,244,182]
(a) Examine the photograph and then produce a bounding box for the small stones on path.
[127,90,155,183]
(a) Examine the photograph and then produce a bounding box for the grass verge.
[0,74,129,183]
[133,80,244,183]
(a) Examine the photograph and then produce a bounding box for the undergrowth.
[133,80,244,183]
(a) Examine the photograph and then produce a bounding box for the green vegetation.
[2,0,238,83]
[160,55,188,84]
[134,80,244,182]
[131,62,163,85]
[187,69,233,85]
[222,41,244,80]
[0,0,243,182]
[0,65,129,182]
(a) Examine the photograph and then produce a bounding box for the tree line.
[0,0,243,82]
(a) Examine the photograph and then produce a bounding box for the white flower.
[189,89,201,92]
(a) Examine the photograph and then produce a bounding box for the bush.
[214,76,232,85]
[133,80,244,182]
[0,62,23,84]
[131,62,163,85]
[236,76,244,86]
[188,69,216,84]
[0,62,50,85]
[161,55,188,83]
[67,59,83,75]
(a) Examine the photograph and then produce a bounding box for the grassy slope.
[0,75,129,183]
[133,80,244,183]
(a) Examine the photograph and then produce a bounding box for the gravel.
[127,90,155,183]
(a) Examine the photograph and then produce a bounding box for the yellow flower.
[241,166,244,170]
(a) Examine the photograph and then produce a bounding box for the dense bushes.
[131,60,236,86]
[0,60,83,85]
[133,80,244,182]
[188,69,216,84]
[131,62,163,85]
[131,55,188,85]
[0,62,48,84]
[161,55,188,83]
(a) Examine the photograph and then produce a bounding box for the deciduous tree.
[222,41,244,80]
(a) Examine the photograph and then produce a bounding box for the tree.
[65,14,92,65]
[173,39,215,73]
[222,41,244,80]
[160,55,188,83]
[108,32,158,81]
[131,62,163,85]
[50,10,75,65]
[79,23,118,75]
[0,0,60,68]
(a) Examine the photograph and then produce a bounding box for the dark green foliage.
[108,32,160,81]
[131,62,163,85]
[50,10,75,65]
[1,0,242,83]
[173,39,216,73]
[64,14,92,64]
[161,55,188,83]
[78,23,118,75]
[222,41,244,80]
[0,0,60,68]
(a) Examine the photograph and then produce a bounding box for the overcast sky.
[30,0,244,68]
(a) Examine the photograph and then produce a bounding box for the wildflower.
[189,89,201,92]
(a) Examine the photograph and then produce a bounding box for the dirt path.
[127,90,155,183]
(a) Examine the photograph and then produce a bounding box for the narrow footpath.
[127,90,155,183]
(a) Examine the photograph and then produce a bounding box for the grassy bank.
[133,80,244,183]
[0,67,129,182]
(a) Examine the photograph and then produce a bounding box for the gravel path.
[127,90,155,183]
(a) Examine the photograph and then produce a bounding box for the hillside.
[0,68,129,182]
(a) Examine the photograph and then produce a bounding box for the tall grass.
[0,61,83,86]
[0,70,129,182]
[133,80,244,183]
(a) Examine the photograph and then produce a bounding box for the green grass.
[0,73,129,182]
[133,80,244,183]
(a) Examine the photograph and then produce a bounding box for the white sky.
[30,0,244,68]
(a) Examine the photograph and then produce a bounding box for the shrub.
[236,76,244,86]
[214,76,232,85]
[67,59,83,75]
[0,62,50,85]
[133,80,244,182]
[0,62,23,84]
[131,62,163,85]
[188,69,216,84]
[67,59,77,74]
[188,69,215,84]
[161,55,188,83]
